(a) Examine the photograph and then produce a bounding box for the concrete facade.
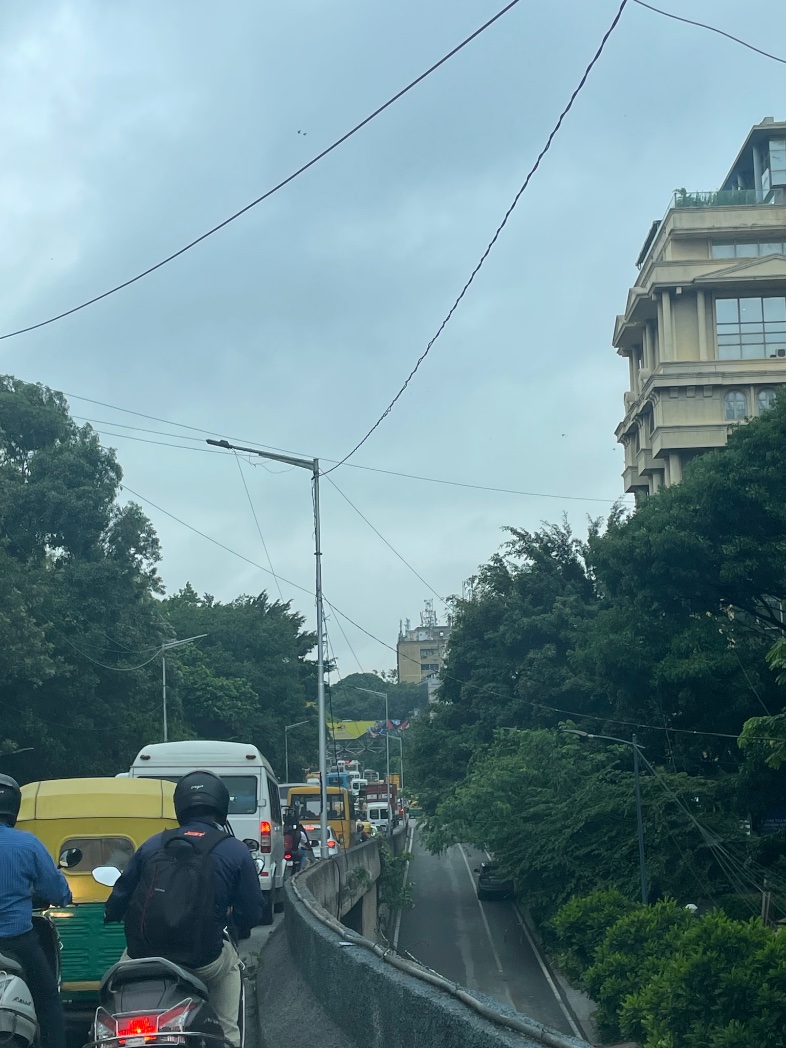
[397,600,452,685]
[614,118,786,495]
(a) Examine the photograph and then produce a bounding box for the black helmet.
[0,774,22,826]
[174,770,230,825]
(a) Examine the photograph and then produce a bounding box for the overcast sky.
[2,0,785,678]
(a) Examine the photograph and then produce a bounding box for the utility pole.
[207,439,329,855]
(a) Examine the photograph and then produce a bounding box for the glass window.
[715,297,786,359]
[760,242,784,256]
[735,243,759,258]
[60,837,135,874]
[763,297,786,322]
[267,777,281,822]
[724,391,747,421]
[770,140,786,183]
[758,389,777,413]
[711,244,735,259]
[715,299,739,323]
[139,774,258,814]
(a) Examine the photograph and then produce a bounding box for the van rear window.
[139,775,258,815]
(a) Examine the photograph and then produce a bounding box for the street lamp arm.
[206,439,316,472]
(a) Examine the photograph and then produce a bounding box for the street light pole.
[562,728,649,904]
[285,720,310,783]
[160,636,208,742]
[207,439,329,856]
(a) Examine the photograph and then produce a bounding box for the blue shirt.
[104,820,264,966]
[0,824,72,938]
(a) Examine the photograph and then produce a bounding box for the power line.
[632,0,786,65]
[232,452,284,601]
[66,396,632,503]
[322,0,630,473]
[325,475,447,606]
[0,1,525,342]
[115,481,786,744]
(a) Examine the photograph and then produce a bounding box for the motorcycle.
[0,913,60,1048]
[83,867,245,1047]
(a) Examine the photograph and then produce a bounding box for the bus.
[287,784,353,849]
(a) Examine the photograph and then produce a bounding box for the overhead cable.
[322,0,630,473]
[632,0,786,65]
[325,475,447,605]
[232,451,284,601]
[0,0,524,341]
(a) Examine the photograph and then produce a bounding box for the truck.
[363,780,398,812]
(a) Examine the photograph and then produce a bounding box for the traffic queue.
[0,742,407,1048]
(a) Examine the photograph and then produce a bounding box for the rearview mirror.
[473,867,480,874]
[58,848,83,869]
[243,838,259,852]
[92,866,122,887]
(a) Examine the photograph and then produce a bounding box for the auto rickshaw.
[17,776,177,1009]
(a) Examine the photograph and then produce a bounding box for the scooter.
[0,913,60,1048]
[83,867,245,1047]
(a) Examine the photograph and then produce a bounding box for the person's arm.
[231,850,264,937]
[31,841,72,906]
[104,848,145,923]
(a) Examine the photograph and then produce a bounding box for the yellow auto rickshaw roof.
[19,777,176,821]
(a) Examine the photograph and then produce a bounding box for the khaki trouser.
[120,941,242,1047]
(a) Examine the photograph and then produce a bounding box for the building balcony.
[671,188,763,209]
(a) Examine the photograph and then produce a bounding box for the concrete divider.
[285,840,592,1048]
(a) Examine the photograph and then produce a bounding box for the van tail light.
[260,821,272,853]
[327,839,337,849]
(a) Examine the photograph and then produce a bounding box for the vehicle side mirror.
[92,866,122,887]
[473,867,480,873]
[58,848,83,869]
[243,838,259,852]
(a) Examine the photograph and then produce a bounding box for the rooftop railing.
[672,188,761,208]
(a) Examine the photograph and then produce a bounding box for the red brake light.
[260,820,272,853]
[328,839,337,849]
[116,1014,158,1041]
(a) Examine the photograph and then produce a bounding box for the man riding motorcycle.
[104,770,264,1047]
[0,773,72,1048]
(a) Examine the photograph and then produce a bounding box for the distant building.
[397,600,452,685]
[614,117,786,496]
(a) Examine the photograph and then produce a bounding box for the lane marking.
[458,845,510,984]
[511,903,584,1040]
[393,818,416,951]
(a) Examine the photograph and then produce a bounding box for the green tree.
[0,377,168,782]
[161,585,318,778]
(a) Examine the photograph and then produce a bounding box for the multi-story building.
[396,600,452,685]
[614,117,786,496]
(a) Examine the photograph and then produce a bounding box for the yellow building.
[615,118,786,496]
[396,601,451,685]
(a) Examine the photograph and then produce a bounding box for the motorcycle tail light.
[284,852,292,861]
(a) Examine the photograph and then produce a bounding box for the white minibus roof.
[131,740,276,778]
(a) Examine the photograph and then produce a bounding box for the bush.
[548,887,637,983]
[583,899,693,1043]
[621,911,774,1048]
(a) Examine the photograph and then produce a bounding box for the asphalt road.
[396,834,585,1040]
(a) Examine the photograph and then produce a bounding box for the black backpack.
[124,827,227,969]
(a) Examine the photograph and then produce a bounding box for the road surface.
[396,833,586,1040]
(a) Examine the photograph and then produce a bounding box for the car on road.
[475,861,514,901]
[303,823,339,859]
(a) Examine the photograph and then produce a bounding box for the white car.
[302,823,339,859]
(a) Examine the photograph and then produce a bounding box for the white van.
[129,740,285,923]
[349,777,367,798]
[366,800,391,835]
